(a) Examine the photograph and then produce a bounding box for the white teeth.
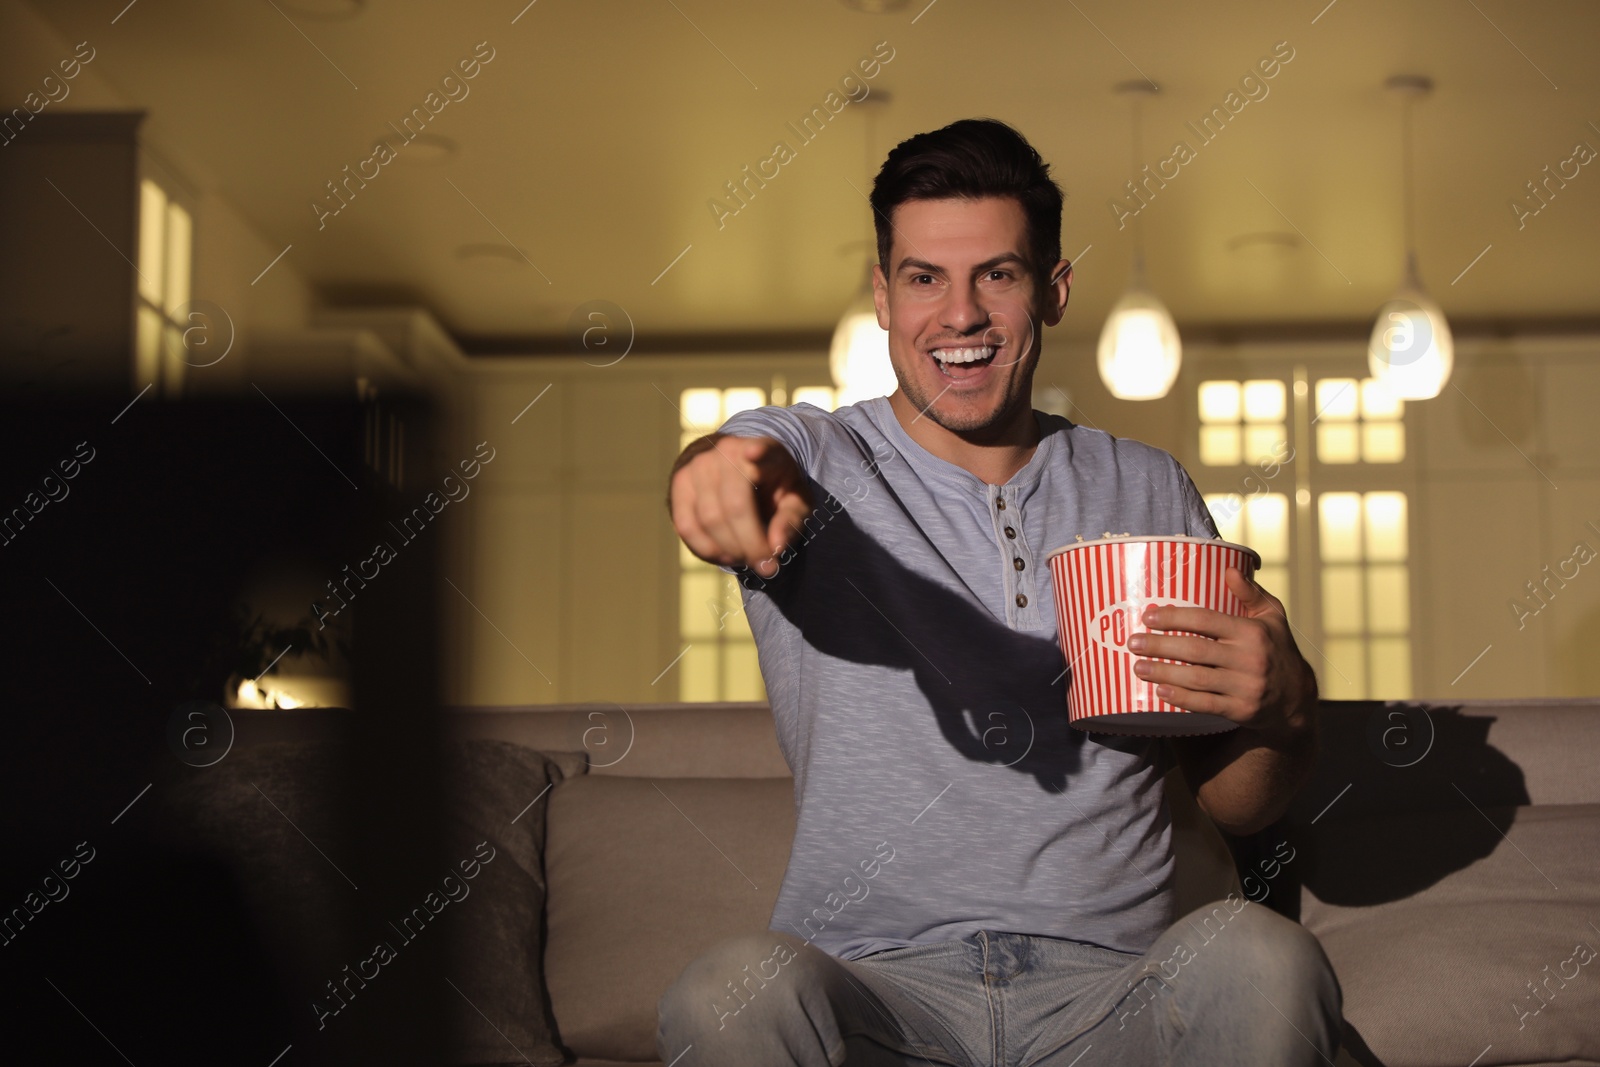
[932,346,995,364]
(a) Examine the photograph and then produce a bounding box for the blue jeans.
[657,898,1343,1066]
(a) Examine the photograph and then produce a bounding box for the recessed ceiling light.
[455,243,531,270]
[279,0,364,19]
[1226,231,1301,255]
[394,134,456,164]
[837,0,911,12]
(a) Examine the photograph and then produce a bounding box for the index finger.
[713,460,779,571]
[1141,602,1249,641]
[767,488,811,556]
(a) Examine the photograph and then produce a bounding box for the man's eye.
[912,274,935,285]
[986,270,1013,282]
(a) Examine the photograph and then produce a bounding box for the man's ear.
[1040,259,1072,328]
[872,263,890,329]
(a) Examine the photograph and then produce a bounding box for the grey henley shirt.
[717,396,1219,961]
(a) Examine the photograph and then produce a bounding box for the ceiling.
[23,0,1600,346]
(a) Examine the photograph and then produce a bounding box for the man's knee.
[1179,899,1341,1015]
[1230,904,1336,989]
[659,931,818,1035]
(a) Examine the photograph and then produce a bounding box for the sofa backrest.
[1294,698,1600,812]
[230,698,1600,799]
[231,702,789,776]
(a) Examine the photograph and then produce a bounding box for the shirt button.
[1004,526,1016,539]
[1013,558,1025,571]
[1015,593,1028,607]
[996,497,1006,511]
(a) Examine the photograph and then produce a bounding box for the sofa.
[189,697,1599,1067]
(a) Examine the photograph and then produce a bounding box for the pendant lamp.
[1368,75,1452,400]
[830,265,897,406]
[1098,80,1182,401]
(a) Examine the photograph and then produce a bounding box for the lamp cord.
[1130,91,1146,279]
[1402,94,1417,279]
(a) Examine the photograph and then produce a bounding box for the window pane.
[1199,380,1241,423]
[679,645,719,702]
[1244,424,1287,465]
[1317,423,1359,463]
[721,592,753,638]
[1256,564,1290,621]
[678,539,702,567]
[722,387,765,419]
[1367,565,1410,634]
[1364,492,1408,561]
[1369,637,1413,699]
[679,571,723,638]
[138,179,166,306]
[1319,493,1362,562]
[1200,425,1241,466]
[1204,493,1245,545]
[163,201,192,317]
[792,386,836,410]
[681,388,721,431]
[1315,378,1358,421]
[1362,422,1405,463]
[1322,638,1366,699]
[1243,379,1286,422]
[1244,493,1289,563]
[135,305,162,389]
[1321,566,1364,633]
[722,641,765,702]
[1360,377,1404,420]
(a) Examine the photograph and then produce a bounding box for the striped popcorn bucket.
[1045,536,1261,736]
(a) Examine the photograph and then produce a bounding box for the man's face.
[874,196,1069,436]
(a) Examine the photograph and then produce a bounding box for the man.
[659,118,1340,1065]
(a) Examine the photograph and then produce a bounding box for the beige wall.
[0,0,316,394]
[1411,343,1600,697]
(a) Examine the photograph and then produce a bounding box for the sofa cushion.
[156,739,585,1066]
[443,741,589,1066]
[1300,803,1600,1067]
[543,776,795,1061]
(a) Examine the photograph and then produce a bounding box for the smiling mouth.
[930,345,998,379]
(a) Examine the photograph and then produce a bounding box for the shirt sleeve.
[1172,457,1219,539]
[717,404,819,476]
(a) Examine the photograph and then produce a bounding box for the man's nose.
[940,283,990,335]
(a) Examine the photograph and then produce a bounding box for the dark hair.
[869,118,1064,283]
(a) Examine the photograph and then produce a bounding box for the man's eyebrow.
[895,253,1030,275]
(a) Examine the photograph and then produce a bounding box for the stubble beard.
[893,349,1038,438]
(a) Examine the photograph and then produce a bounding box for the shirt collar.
[860,396,1060,493]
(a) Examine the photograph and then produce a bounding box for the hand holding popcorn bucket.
[1045,536,1262,736]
